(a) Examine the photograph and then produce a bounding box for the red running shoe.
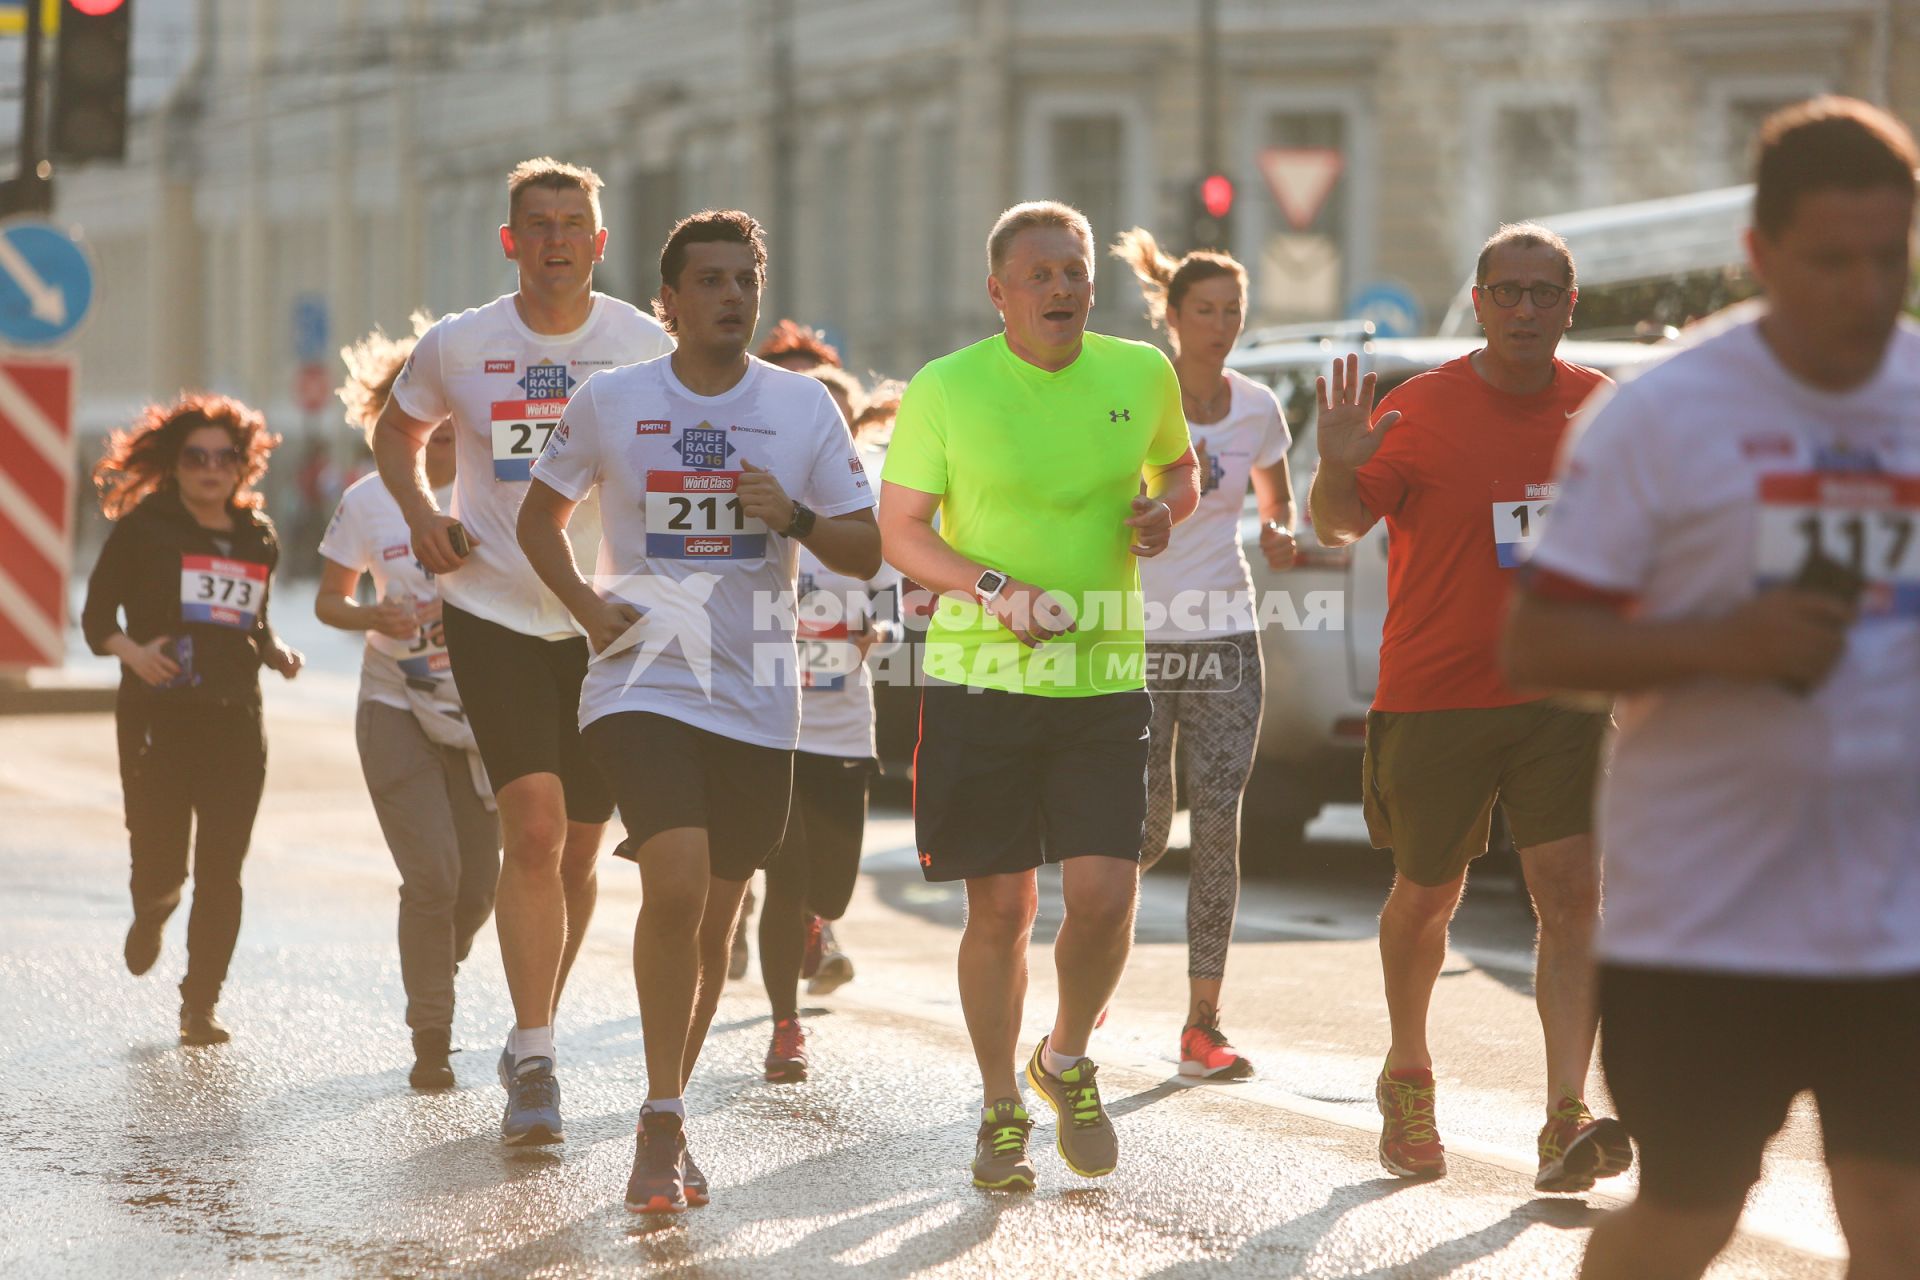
[764,1016,808,1083]
[1536,1095,1634,1193]
[800,914,824,981]
[1376,1063,1447,1179]
[1178,1013,1254,1080]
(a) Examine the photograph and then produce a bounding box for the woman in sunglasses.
[83,394,303,1046]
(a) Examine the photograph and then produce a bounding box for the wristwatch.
[782,501,816,539]
[973,568,1010,606]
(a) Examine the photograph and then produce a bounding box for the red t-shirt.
[1353,354,1609,712]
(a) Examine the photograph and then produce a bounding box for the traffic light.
[1189,172,1234,251]
[51,0,133,163]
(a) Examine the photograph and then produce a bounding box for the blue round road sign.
[1347,280,1424,339]
[0,221,96,348]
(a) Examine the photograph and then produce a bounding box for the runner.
[83,394,304,1046]
[879,201,1197,1189]
[1307,224,1631,1191]
[1507,96,1920,1280]
[370,158,673,1143]
[1111,228,1295,1080]
[760,367,902,1082]
[316,317,501,1091]
[518,209,879,1213]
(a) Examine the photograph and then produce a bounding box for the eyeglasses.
[1480,282,1570,309]
[180,445,243,471]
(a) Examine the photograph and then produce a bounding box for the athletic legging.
[1139,631,1264,981]
[759,750,871,1019]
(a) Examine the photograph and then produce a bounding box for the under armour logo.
[918,851,933,868]
[1109,409,1131,422]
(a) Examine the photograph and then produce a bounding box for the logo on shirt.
[1195,439,1223,495]
[518,360,575,400]
[589,570,722,700]
[730,424,777,436]
[1742,434,1797,460]
[484,359,516,374]
[382,544,409,561]
[1109,408,1131,423]
[675,423,736,470]
[636,419,671,435]
[1813,444,1884,474]
[571,358,616,369]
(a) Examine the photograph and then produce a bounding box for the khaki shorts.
[1362,701,1608,886]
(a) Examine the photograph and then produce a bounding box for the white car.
[1226,327,1667,849]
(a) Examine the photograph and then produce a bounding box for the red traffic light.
[1200,173,1234,220]
[71,0,127,14]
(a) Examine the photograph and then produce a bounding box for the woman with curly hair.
[82,393,304,1046]
[315,316,501,1090]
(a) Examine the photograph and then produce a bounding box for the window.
[1492,105,1581,224]
[1050,115,1125,248]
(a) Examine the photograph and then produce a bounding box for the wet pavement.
[0,613,1850,1277]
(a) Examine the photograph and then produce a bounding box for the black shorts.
[584,711,792,883]
[912,683,1150,882]
[441,602,613,824]
[766,751,874,921]
[1600,963,1920,1208]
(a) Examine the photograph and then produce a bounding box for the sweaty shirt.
[390,293,674,638]
[1527,316,1920,978]
[882,332,1189,696]
[1353,354,1608,711]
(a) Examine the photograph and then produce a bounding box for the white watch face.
[976,571,1006,600]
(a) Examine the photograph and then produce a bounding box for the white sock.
[1042,1044,1082,1077]
[507,1025,555,1069]
[642,1097,686,1120]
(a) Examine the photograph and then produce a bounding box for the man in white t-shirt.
[518,210,879,1215]
[1505,97,1920,1280]
[371,158,674,1147]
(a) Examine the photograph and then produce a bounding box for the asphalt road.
[0,595,1848,1278]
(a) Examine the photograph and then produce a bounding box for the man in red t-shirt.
[1307,224,1631,1194]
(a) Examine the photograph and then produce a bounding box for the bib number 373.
[491,399,565,481]
[180,555,267,629]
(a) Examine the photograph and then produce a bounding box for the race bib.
[370,596,451,678]
[798,619,860,692]
[644,470,768,560]
[1755,471,1920,620]
[1491,480,1558,569]
[491,399,565,481]
[180,555,267,629]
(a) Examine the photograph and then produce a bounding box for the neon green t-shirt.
[883,331,1190,696]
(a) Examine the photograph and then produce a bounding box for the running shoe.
[1024,1037,1118,1178]
[764,1016,808,1083]
[1178,1013,1254,1080]
[727,887,754,981]
[124,914,163,976]
[1376,1063,1446,1179]
[497,1051,564,1145]
[626,1109,688,1214]
[971,1097,1036,1190]
[1536,1095,1634,1193]
[179,1004,231,1046]
[409,1028,454,1090]
[808,920,855,995]
[683,1146,709,1207]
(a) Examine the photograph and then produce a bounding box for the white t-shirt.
[1138,370,1290,641]
[390,293,675,638]
[1530,316,1920,978]
[531,354,877,750]
[796,439,902,760]
[318,475,457,712]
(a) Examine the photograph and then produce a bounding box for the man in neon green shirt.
[880,200,1198,1190]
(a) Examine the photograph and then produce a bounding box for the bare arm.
[801,508,882,581]
[1250,455,1298,571]
[878,480,1074,648]
[1503,587,1856,694]
[313,558,417,639]
[372,396,468,575]
[1307,353,1399,547]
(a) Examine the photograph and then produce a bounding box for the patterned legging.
[1140,631,1264,981]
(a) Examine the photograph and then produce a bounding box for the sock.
[641,1097,686,1120]
[507,1025,555,1070]
[1042,1044,1082,1077]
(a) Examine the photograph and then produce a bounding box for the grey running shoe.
[498,1051,564,1145]
[683,1146,709,1206]
[808,920,855,995]
[1024,1037,1118,1177]
[971,1097,1036,1190]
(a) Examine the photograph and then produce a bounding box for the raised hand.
[1315,353,1402,471]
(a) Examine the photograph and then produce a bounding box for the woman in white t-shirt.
[1113,229,1297,1080]
[315,318,501,1092]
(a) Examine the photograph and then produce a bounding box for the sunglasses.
[180,445,243,471]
